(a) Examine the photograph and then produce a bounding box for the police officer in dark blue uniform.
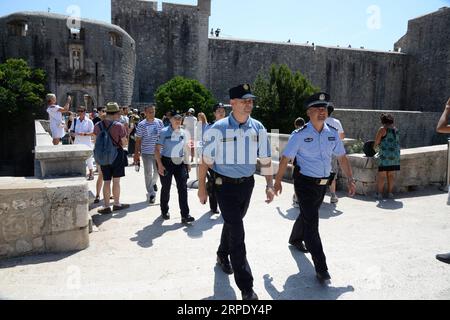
[198,84,274,300]
[274,92,356,282]
[155,110,195,224]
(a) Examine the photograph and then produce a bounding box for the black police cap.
[304,92,330,110]
[229,84,257,100]
[213,102,225,112]
[169,110,182,118]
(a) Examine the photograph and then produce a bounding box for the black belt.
[212,171,253,185]
[298,173,332,186]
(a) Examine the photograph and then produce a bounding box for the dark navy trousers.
[289,175,328,273]
[215,176,255,293]
[159,157,189,217]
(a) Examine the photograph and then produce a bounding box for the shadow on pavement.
[91,201,150,227]
[202,265,237,300]
[276,204,343,221]
[320,203,344,219]
[376,199,404,210]
[276,207,299,221]
[0,251,79,269]
[263,247,354,300]
[130,216,184,248]
[183,211,223,239]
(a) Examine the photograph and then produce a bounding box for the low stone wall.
[0,177,89,258]
[0,120,92,259]
[333,109,448,149]
[337,144,448,195]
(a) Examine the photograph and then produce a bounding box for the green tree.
[154,76,216,120]
[0,58,46,119]
[252,64,319,133]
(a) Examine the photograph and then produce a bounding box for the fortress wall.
[208,38,408,110]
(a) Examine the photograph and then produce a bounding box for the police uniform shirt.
[157,125,189,163]
[283,123,346,178]
[203,112,271,179]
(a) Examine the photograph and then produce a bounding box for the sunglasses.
[77,110,86,113]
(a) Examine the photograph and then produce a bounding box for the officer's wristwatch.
[266,185,274,191]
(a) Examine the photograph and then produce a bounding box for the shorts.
[100,149,126,181]
[331,156,339,178]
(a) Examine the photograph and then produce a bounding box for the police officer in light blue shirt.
[203,103,227,214]
[155,110,195,224]
[274,92,356,283]
[198,84,275,301]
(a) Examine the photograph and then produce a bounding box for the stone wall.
[0,120,91,259]
[0,177,89,258]
[338,144,448,195]
[111,0,211,103]
[333,109,448,148]
[394,7,450,112]
[208,38,408,110]
[0,12,136,109]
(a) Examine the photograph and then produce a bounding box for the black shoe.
[216,256,233,275]
[153,184,158,192]
[181,215,195,224]
[242,289,258,301]
[289,240,308,253]
[436,252,450,264]
[149,195,156,204]
[161,212,170,220]
[97,207,112,214]
[113,204,130,212]
[316,271,331,282]
[93,196,100,204]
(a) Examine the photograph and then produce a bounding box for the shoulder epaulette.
[327,124,338,131]
[294,124,308,133]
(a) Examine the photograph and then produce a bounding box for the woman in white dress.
[46,93,72,145]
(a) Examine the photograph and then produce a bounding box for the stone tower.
[111,0,211,104]
[395,7,450,111]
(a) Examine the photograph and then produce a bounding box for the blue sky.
[0,0,449,51]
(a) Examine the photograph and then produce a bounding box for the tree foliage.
[252,64,319,133]
[0,58,46,119]
[154,76,216,120]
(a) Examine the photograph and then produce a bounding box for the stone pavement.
[0,166,449,300]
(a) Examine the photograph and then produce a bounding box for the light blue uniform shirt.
[203,113,271,178]
[156,125,187,158]
[283,122,346,178]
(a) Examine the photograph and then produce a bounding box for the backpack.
[94,121,118,166]
[363,140,376,157]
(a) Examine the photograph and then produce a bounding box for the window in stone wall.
[109,32,123,48]
[69,45,84,71]
[69,28,85,40]
[7,21,28,37]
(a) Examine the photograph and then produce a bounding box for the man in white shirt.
[46,93,72,145]
[70,106,95,180]
[325,102,345,203]
[182,107,198,162]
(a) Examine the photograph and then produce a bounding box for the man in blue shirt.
[198,84,275,301]
[274,92,356,282]
[134,105,164,204]
[155,110,195,224]
[205,103,227,214]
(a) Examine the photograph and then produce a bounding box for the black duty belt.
[212,171,253,185]
[299,173,333,186]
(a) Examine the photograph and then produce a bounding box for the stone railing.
[0,121,92,259]
[258,133,448,196]
[337,144,448,195]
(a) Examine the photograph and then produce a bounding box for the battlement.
[111,0,210,18]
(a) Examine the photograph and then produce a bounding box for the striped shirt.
[135,118,164,155]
